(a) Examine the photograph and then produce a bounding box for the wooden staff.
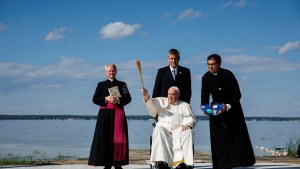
[136,60,144,87]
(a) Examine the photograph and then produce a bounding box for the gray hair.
[104,64,117,71]
[170,86,180,94]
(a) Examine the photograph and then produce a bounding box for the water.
[0,119,299,159]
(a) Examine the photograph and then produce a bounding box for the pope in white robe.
[142,86,197,169]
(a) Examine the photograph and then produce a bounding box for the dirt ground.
[49,149,300,165]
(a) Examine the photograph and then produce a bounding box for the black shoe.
[114,167,123,169]
[156,161,169,169]
[175,162,187,169]
[186,165,193,169]
[104,166,112,169]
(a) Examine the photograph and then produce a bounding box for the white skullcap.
[170,86,180,94]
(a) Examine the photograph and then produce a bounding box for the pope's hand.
[141,87,148,96]
[181,125,191,131]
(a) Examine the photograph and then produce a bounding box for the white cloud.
[160,13,173,19]
[225,54,300,72]
[31,83,63,89]
[0,57,160,93]
[142,32,149,37]
[44,27,72,42]
[278,41,300,54]
[0,23,10,31]
[266,45,280,51]
[0,57,100,92]
[99,22,141,40]
[218,0,247,10]
[177,9,202,20]
[2,54,299,94]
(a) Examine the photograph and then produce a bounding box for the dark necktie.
[172,70,176,80]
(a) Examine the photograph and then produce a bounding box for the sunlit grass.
[286,137,300,157]
[0,153,33,165]
[0,150,80,165]
[0,150,48,165]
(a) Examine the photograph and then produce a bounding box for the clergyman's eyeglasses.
[206,63,218,66]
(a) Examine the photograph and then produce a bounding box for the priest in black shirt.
[201,54,255,169]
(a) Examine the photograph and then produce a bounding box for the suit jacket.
[152,65,192,103]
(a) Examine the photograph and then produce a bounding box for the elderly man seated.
[141,86,197,169]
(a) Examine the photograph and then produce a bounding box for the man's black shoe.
[156,161,169,169]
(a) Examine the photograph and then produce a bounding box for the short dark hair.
[168,48,180,57]
[207,54,221,64]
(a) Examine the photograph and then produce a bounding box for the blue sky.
[0,0,299,117]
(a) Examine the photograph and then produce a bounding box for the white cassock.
[144,97,197,168]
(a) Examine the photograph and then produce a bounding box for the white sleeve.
[182,104,197,128]
[144,97,164,117]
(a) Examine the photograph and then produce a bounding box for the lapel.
[175,66,183,81]
[165,67,175,81]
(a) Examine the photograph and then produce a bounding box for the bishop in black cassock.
[88,64,131,169]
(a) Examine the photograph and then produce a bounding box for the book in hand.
[108,86,122,97]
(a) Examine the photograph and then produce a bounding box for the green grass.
[0,150,48,165]
[0,153,33,165]
[286,137,300,157]
[0,150,80,165]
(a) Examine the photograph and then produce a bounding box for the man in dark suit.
[152,48,192,103]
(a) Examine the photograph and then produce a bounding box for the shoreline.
[16,149,298,166]
[1,114,300,121]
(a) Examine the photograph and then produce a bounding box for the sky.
[0,0,299,117]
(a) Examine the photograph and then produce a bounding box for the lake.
[0,119,299,159]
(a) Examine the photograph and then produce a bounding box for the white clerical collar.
[212,68,220,75]
[107,78,114,82]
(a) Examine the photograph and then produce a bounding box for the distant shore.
[1,114,300,121]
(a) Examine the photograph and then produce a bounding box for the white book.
[108,86,121,97]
